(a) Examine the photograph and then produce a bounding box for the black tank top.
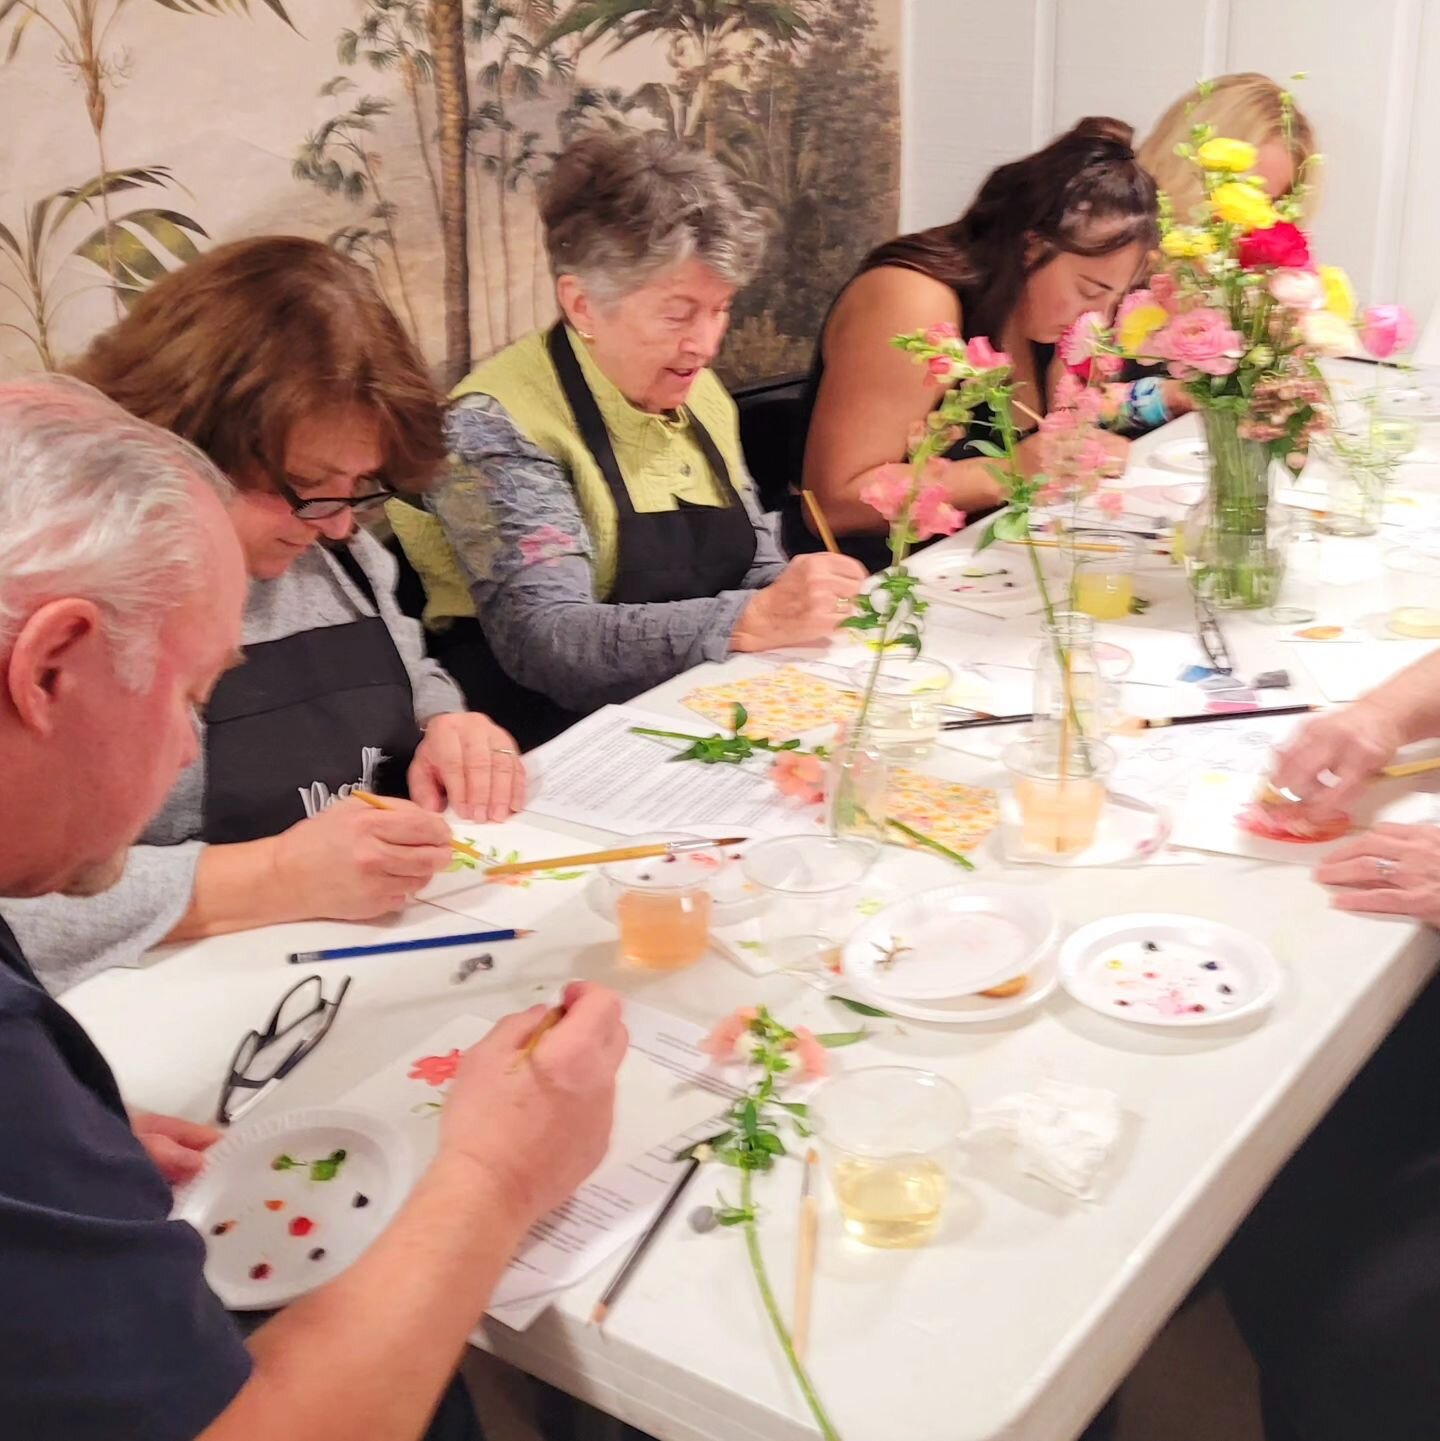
[784,266,1055,572]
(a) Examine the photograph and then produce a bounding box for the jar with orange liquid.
[603,834,715,970]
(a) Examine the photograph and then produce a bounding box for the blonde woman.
[1098,75,1320,438]
[1138,72,1318,222]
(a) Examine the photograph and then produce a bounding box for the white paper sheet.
[419,817,600,929]
[339,1003,726,1329]
[1169,770,1439,863]
[1292,638,1439,703]
[524,704,824,836]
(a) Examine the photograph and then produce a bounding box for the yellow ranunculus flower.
[1117,302,1169,357]
[1211,182,1278,232]
[1197,137,1259,173]
[1160,227,1216,260]
[1318,265,1356,322]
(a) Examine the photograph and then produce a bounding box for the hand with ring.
[408,712,526,822]
[1314,822,1440,923]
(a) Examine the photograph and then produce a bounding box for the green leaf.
[831,996,893,1019]
[309,1148,348,1182]
[775,1100,809,1117]
[271,1153,300,1172]
[967,437,1006,459]
[814,1028,867,1048]
[732,702,748,733]
[992,510,1031,543]
[756,1132,786,1155]
[974,520,1001,554]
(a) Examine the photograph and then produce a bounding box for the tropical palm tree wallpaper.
[0,0,900,386]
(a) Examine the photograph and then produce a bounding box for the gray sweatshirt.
[1,531,464,993]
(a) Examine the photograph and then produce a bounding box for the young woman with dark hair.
[792,117,1160,570]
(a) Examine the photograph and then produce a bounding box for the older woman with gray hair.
[391,130,867,746]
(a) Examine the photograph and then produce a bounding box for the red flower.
[1237,221,1311,271]
[408,1049,463,1087]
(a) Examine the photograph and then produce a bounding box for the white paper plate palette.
[1058,913,1280,1028]
[838,950,1059,1025]
[173,1107,411,1310]
[911,551,1045,607]
[1152,438,1209,475]
[841,883,1058,1003]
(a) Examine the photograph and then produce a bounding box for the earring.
[578,330,595,341]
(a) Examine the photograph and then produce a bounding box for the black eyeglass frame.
[216,974,351,1126]
[1194,596,1234,676]
[272,473,396,521]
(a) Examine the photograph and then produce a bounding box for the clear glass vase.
[1183,409,1284,610]
[1320,442,1389,538]
[1032,612,1121,739]
[825,727,887,842]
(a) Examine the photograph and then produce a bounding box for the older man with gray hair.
[0,375,626,1441]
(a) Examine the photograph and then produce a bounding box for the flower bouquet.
[1113,92,1407,605]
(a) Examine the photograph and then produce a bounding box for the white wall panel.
[902,0,1440,326]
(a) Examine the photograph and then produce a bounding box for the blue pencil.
[288,928,532,965]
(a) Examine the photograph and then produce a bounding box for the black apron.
[202,544,424,844]
[435,325,757,748]
[544,322,756,603]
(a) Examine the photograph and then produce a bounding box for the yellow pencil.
[481,835,745,879]
[350,789,485,864]
[507,1005,565,1074]
[1382,756,1440,780]
[802,489,841,555]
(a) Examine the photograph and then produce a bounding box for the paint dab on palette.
[288,1216,316,1238]
[308,1248,327,1262]
[352,1193,370,1209]
[1294,626,1344,641]
[249,1263,271,1281]
[1089,938,1245,1020]
[264,1199,284,1212]
[211,1220,236,1236]
[1237,803,1351,844]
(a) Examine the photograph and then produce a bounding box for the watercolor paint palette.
[1059,913,1280,1028]
[173,1107,411,1310]
[911,551,1046,607]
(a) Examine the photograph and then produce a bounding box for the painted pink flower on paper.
[518,524,577,567]
[408,1049,463,1087]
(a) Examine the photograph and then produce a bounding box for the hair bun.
[1070,116,1136,151]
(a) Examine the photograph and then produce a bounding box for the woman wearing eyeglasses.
[1,238,520,989]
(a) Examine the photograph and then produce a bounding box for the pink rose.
[965,335,1012,370]
[787,1026,829,1080]
[859,465,913,523]
[925,354,959,384]
[1149,308,1243,379]
[910,484,965,541]
[1060,310,1107,367]
[1360,305,1416,360]
[923,322,960,346]
[770,752,826,805]
[701,1007,759,1061]
[1267,268,1323,311]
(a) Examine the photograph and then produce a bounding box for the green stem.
[885,817,974,870]
[739,1169,843,1441]
[629,726,711,745]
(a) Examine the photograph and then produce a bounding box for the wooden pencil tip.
[590,1302,608,1327]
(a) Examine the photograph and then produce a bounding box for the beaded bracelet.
[1127,375,1170,430]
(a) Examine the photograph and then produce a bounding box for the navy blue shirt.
[0,917,252,1439]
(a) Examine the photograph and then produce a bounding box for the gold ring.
[494,747,517,757]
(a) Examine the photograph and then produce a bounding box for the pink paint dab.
[288,1216,316,1238]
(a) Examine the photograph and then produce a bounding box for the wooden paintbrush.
[507,1004,565,1074]
[350,789,485,864]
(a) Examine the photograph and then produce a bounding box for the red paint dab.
[249,1263,271,1281]
[264,1199,284,1212]
[288,1216,315,1238]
